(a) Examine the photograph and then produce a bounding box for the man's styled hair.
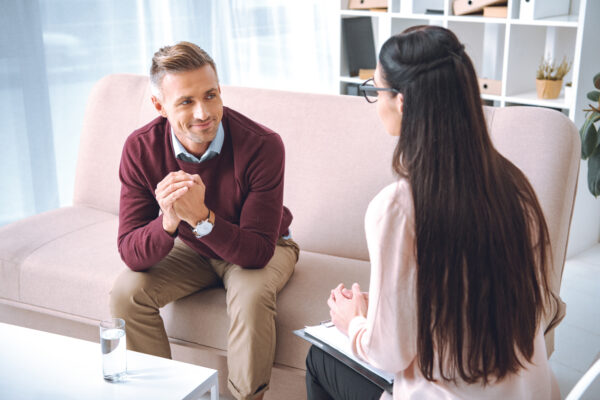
[150,41,217,99]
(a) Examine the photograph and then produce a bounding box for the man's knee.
[109,269,154,317]
[227,284,276,319]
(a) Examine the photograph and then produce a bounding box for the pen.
[320,319,335,328]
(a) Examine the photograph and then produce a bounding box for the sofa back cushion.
[74,74,157,216]
[74,74,579,271]
[74,74,397,261]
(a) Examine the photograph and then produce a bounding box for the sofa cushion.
[161,250,371,370]
[18,216,121,321]
[221,87,397,262]
[5,206,370,370]
[0,206,116,302]
[74,74,157,215]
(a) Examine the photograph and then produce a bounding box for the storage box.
[520,0,570,20]
[483,6,508,17]
[348,0,388,10]
[478,78,502,95]
[359,69,375,80]
[453,0,507,16]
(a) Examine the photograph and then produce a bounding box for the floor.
[202,245,600,400]
[550,244,600,399]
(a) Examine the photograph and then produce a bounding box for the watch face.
[193,220,213,237]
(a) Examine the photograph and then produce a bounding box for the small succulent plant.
[536,56,572,81]
[580,73,600,196]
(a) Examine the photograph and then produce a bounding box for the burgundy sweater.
[117,107,293,271]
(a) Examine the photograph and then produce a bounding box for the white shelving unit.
[337,0,599,125]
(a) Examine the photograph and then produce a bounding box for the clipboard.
[294,326,394,393]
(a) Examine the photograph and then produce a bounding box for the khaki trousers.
[109,237,299,400]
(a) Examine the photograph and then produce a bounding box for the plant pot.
[536,79,563,99]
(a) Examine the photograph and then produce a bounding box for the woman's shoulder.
[367,178,414,223]
[371,178,412,209]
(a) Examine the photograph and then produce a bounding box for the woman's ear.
[395,93,404,115]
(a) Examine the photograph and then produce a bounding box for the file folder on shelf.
[342,17,377,77]
[520,0,570,20]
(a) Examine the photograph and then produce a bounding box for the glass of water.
[99,318,127,382]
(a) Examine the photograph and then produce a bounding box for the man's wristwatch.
[192,209,214,238]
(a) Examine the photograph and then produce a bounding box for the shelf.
[385,14,579,27]
[337,0,594,122]
[504,90,570,109]
[481,94,503,102]
[389,12,445,21]
[340,76,364,84]
[509,15,579,28]
[341,9,388,17]
[446,15,507,24]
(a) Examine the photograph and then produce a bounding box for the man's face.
[152,65,223,155]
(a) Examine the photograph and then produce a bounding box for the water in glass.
[100,319,126,381]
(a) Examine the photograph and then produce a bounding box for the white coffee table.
[0,322,218,399]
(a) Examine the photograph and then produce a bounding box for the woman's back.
[354,179,559,399]
[375,25,553,386]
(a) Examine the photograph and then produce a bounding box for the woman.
[305,26,559,400]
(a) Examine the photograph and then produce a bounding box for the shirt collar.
[171,122,224,163]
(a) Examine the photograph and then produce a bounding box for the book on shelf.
[341,17,377,77]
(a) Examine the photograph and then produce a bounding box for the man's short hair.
[150,41,217,99]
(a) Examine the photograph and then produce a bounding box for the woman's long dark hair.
[379,26,551,384]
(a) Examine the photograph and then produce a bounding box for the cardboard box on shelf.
[359,69,375,80]
[483,6,507,17]
[348,0,388,10]
[453,0,507,16]
[478,78,502,95]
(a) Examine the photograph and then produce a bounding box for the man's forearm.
[118,215,176,271]
[200,214,277,268]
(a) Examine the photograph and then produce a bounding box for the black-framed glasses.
[358,78,400,103]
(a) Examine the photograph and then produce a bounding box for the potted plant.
[536,56,572,99]
[580,72,600,196]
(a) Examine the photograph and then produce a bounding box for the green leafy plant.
[580,72,600,197]
[536,56,572,81]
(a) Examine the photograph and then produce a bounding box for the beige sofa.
[0,74,580,399]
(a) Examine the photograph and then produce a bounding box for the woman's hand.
[327,283,368,336]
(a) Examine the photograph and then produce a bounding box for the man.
[110,41,299,400]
